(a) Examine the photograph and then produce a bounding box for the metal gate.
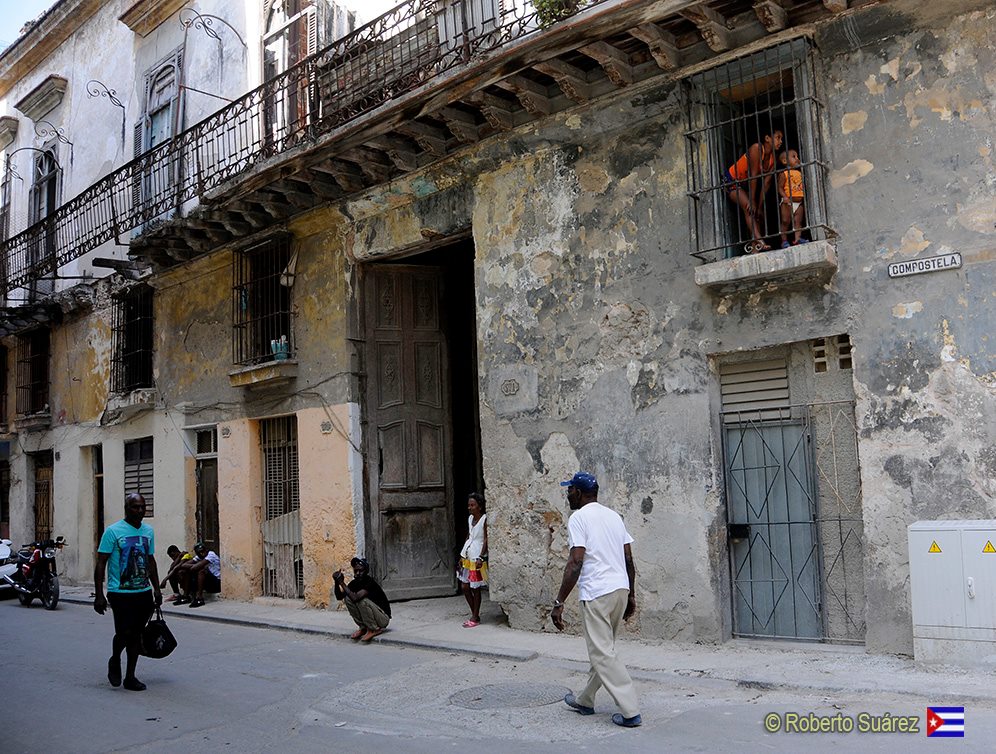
[260,416,303,599]
[724,401,865,642]
[33,452,53,542]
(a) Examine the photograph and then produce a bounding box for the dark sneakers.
[123,677,147,692]
[107,657,122,687]
[188,599,205,608]
[564,693,594,716]
[612,713,643,728]
[173,596,190,605]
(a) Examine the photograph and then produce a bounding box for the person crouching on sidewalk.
[333,557,392,642]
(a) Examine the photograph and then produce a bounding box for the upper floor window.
[28,147,60,300]
[232,235,295,366]
[684,39,831,262]
[111,286,155,393]
[0,344,8,425]
[15,328,49,416]
[134,49,183,226]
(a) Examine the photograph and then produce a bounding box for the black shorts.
[108,590,154,636]
[203,572,221,594]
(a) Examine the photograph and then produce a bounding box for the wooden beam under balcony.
[534,59,593,103]
[494,75,553,117]
[628,23,680,70]
[680,4,733,51]
[754,0,790,31]
[579,42,634,86]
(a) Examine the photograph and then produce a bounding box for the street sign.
[887,252,962,278]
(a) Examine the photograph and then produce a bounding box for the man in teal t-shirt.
[94,493,162,691]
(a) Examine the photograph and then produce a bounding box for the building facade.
[1,0,993,656]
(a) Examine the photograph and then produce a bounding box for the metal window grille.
[684,38,832,262]
[111,286,154,393]
[0,345,7,424]
[233,236,295,366]
[15,329,49,416]
[260,416,303,598]
[0,460,9,533]
[196,428,218,455]
[33,452,53,542]
[124,437,155,517]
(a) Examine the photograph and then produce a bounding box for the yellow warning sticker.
[983,541,996,554]
[928,541,942,554]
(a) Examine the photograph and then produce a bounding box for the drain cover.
[450,682,571,710]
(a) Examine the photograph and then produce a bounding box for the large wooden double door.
[364,265,455,599]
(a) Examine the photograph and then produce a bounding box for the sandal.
[360,628,384,642]
[462,619,480,628]
[350,628,366,641]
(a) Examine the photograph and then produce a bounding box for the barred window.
[0,345,7,424]
[111,286,154,393]
[684,39,831,262]
[232,236,295,366]
[15,328,49,416]
[124,437,154,517]
[260,416,302,598]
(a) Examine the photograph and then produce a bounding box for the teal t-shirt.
[98,519,155,593]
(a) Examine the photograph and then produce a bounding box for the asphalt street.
[3,597,991,752]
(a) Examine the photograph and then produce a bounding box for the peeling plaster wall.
[816,1,996,653]
[341,0,994,653]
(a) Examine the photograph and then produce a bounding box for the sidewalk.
[59,585,996,705]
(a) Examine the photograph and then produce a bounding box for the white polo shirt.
[567,501,634,602]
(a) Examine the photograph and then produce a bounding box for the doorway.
[194,428,220,553]
[362,239,483,599]
[32,451,54,542]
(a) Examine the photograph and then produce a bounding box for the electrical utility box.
[908,520,996,664]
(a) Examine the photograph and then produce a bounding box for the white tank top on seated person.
[567,501,634,602]
[460,513,487,560]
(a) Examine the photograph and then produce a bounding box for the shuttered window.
[260,417,299,521]
[720,357,789,421]
[124,437,154,517]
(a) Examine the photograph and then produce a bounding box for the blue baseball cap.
[561,472,597,492]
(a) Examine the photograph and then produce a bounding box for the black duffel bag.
[141,607,178,658]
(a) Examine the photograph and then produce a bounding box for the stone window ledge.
[15,412,51,432]
[694,239,838,292]
[106,388,158,418]
[0,116,18,151]
[229,360,298,389]
[14,74,68,121]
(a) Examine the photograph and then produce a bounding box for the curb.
[60,595,538,662]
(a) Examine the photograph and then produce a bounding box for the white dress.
[457,514,487,588]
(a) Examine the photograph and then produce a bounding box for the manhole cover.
[450,682,570,710]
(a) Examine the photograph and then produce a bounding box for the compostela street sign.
[887,252,962,278]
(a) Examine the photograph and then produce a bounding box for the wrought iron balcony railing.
[1,0,608,295]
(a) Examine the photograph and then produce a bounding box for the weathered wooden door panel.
[366,265,454,599]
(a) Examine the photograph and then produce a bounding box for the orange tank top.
[728,149,774,182]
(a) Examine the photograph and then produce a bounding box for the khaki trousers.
[345,597,390,630]
[576,588,640,718]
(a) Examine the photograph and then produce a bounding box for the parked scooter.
[0,539,16,596]
[2,536,66,609]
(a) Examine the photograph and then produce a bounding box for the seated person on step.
[333,556,391,642]
[177,542,221,608]
[159,544,193,602]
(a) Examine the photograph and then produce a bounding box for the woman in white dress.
[456,492,488,627]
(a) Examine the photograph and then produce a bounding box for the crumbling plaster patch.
[830,159,874,188]
[855,323,996,654]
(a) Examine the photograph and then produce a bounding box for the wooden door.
[196,457,220,553]
[365,265,455,598]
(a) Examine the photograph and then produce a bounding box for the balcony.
[0,0,866,297]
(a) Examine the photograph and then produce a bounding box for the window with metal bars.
[111,286,154,393]
[15,329,49,416]
[0,345,8,424]
[232,236,295,366]
[28,147,60,301]
[260,417,300,521]
[124,437,155,517]
[684,38,832,262]
[196,428,218,455]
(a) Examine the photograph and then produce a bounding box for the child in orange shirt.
[778,149,806,248]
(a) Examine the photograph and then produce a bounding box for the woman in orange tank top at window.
[723,130,783,253]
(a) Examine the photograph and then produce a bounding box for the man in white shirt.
[551,472,641,728]
[177,542,221,608]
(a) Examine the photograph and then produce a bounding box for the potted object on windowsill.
[270,335,289,361]
[534,0,583,28]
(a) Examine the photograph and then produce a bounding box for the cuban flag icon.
[926,707,965,737]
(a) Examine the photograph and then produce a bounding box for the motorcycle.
[2,536,66,610]
[0,539,16,596]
